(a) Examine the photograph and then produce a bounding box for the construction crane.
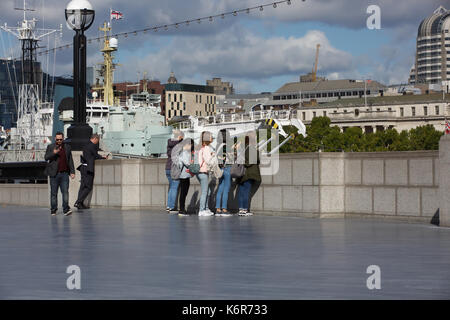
[312,44,320,82]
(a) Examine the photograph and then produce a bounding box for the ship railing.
[0,150,46,163]
[196,109,297,127]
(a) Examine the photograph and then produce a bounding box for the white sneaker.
[199,209,214,216]
[239,210,253,216]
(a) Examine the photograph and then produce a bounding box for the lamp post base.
[66,123,93,151]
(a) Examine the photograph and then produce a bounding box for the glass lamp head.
[65,0,95,31]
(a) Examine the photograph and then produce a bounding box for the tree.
[409,125,443,150]
[279,117,444,153]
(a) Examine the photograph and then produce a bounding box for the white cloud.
[117,27,354,87]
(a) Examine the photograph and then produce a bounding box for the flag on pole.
[445,120,450,135]
[111,10,123,20]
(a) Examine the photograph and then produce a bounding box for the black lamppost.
[65,0,95,150]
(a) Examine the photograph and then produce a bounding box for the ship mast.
[1,0,61,149]
[92,22,117,106]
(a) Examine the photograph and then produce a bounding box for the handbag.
[230,163,246,179]
[187,150,200,174]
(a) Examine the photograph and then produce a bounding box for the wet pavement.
[0,205,449,299]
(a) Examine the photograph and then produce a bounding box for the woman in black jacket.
[237,132,261,216]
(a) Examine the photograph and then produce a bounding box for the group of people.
[45,129,261,218]
[165,130,261,217]
[44,132,107,216]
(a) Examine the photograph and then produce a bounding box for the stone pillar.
[318,153,345,218]
[439,134,450,227]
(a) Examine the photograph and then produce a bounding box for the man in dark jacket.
[74,134,107,210]
[44,132,75,216]
[165,130,184,213]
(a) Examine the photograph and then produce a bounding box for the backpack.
[207,153,223,179]
[200,146,223,179]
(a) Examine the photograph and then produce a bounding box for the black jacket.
[79,141,105,173]
[44,143,75,177]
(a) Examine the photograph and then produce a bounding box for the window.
[312,111,316,118]
[199,96,202,103]
[323,111,327,116]
[196,95,198,103]
[183,102,186,110]
[168,110,171,118]
[168,94,171,102]
[302,112,306,120]
[400,107,404,117]
[436,105,440,115]
[180,94,183,101]
[412,107,416,116]
[174,94,177,102]
[424,106,427,116]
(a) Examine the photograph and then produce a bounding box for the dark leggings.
[179,178,190,211]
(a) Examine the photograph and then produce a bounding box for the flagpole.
[364,79,367,109]
[109,8,112,34]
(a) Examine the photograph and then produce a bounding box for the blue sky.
[0,0,447,93]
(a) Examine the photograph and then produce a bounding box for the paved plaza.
[0,205,449,299]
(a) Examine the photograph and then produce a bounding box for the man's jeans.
[166,169,180,209]
[50,172,70,212]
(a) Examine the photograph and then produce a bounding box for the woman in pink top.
[196,131,214,216]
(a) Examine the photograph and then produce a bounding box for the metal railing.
[0,150,46,163]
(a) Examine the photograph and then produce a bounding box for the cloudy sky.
[0,0,448,93]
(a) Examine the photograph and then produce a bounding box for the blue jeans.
[197,173,210,211]
[50,172,70,212]
[166,169,180,209]
[238,179,254,210]
[216,166,231,209]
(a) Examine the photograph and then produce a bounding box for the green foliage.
[280,117,444,153]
